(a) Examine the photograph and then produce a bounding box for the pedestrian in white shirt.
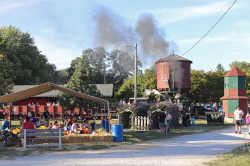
[234,106,244,134]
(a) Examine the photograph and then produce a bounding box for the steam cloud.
[93,7,185,92]
[93,7,169,59]
[94,7,136,48]
[136,14,169,57]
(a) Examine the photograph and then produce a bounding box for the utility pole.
[103,62,106,84]
[134,43,137,105]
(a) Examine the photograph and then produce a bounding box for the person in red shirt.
[22,116,35,129]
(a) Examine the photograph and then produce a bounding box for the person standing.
[234,106,244,134]
[245,110,250,135]
[165,111,172,135]
[43,108,50,127]
[157,112,165,134]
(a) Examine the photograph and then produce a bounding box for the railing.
[21,129,63,149]
[134,116,149,131]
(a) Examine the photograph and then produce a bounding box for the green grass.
[0,119,233,159]
[123,123,233,144]
[206,142,250,166]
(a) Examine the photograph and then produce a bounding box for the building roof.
[95,84,113,97]
[12,84,113,97]
[0,82,106,103]
[225,67,246,77]
[12,85,62,97]
[156,54,192,63]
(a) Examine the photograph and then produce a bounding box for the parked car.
[204,106,217,112]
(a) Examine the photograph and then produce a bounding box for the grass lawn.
[206,142,250,166]
[0,119,233,159]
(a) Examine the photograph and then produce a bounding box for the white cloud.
[148,1,241,24]
[0,0,42,13]
[34,36,81,70]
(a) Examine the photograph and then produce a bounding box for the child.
[52,121,59,129]
[48,122,53,129]
[71,121,78,133]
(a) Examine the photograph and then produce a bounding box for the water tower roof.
[225,67,246,77]
[156,54,192,63]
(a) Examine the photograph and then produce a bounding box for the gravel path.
[1,127,249,166]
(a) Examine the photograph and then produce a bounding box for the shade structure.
[0,82,106,104]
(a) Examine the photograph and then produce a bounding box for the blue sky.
[0,0,249,71]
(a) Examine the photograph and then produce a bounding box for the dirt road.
[1,127,249,166]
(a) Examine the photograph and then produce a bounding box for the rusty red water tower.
[155,54,192,93]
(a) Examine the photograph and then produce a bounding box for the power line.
[182,0,238,56]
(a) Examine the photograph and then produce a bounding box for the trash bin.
[101,120,110,132]
[112,124,123,142]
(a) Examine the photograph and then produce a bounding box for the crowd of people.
[1,109,97,135]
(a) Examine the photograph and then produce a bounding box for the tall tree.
[117,68,156,101]
[189,70,207,104]
[0,53,14,95]
[109,49,142,93]
[0,26,56,84]
[216,64,225,73]
[61,55,100,109]
[189,69,224,105]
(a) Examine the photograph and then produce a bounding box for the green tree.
[141,68,157,90]
[205,71,224,104]
[0,26,56,84]
[216,64,225,73]
[109,49,142,95]
[0,53,14,95]
[117,68,156,101]
[189,69,224,105]
[189,70,207,104]
[117,77,135,102]
[61,55,100,109]
[54,69,69,84]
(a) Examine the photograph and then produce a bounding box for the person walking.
[245,109,250,135]
[234,106,244,134]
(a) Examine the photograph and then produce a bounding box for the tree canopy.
[117,68,157,101]
[0,26,56,85]
[189,65,225,105]
[0,53,14,95]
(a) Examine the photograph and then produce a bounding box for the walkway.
[1,127,249,166]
